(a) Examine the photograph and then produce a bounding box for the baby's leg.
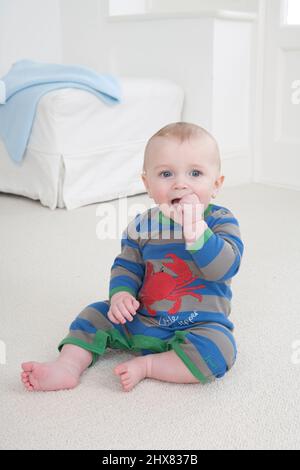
[114,350,199,392]
[21,299,123,392]
[21,344,92,392]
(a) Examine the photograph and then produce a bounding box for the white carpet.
[0,183,300,450]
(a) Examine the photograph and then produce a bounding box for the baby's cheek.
[157,192,171,205]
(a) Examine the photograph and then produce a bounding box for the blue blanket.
[0,60,121,163]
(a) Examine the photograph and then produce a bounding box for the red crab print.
[139,253,205,315]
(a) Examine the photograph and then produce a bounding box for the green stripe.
[158,203,213,228]
[186,227,214,253]
[171,341,208,384]
[167,330,208,384]
[109,286,136,300]
[204,203,213,218]
[58,328,208,382]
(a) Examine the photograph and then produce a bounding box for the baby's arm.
[108,215,144,323]
[185,206,244,282]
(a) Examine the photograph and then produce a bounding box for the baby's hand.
[108,292,140,324]
[159,194,206,243]
[179,194,207,243]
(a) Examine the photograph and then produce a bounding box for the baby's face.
[142,137,224,211]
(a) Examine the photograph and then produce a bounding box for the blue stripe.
[232,235,244,257]
[121,237,140,250]
[189,233,224,267]
[111,257,144,278]
[186,332,228,378]
[109,275,140,292]
[88,301,110,315]
[126,315,174,340]
[180,280,231,300]
[70,318,97,334]
[211,217,239,226]
[205,214,238,228]
[142,242,192,260]
[205,281,232,300]
[191,313,234,330]
[200,323,237,356]
[138,309,234,330]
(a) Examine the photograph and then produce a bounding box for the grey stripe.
[110,265,143,288]
[140,295,231,316]
[188,325,235,368]
[140,257,224,280]
[119,244,144,264]
[64,329,96,345]
[78,305,112,332]
[179,339,216,381]
[213,223,241,238]
[135,313,162,329]
[140,236,184,248]
[137,294,231,316]
[198,242,237,280]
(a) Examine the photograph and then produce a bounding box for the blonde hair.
[143,122,221,173]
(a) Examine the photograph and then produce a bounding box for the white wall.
[0,0,62,76]
[60,0,102,71]
[211,19,253,185]
[81,1,254,185]
[212,20,252,154]
[98,15,215,129]
[0,0,257,187]
[257,0,300,190]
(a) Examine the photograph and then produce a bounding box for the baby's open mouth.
[171,198,181,205]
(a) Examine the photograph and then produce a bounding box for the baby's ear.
[141,172,147,184]
[216,174,225,190]
[141,173,151,197]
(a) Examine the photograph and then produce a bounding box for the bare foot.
[114,356,151,392]
[21,360,80,392]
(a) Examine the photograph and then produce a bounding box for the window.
[285,0,300,25]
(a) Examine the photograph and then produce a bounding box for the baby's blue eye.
[190,169,202,177]
[159,171,172,178]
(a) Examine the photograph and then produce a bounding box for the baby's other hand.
[159,193,204,227]
[179,194,207,244]
[108,292,140,324]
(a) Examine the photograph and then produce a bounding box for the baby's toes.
[27,373,42,391]
[21,372,30,383]
[22,376,34,390]
[114,364,128,376]
[25,382,34,391]
[122,381,133,392]
[121,374,130,384]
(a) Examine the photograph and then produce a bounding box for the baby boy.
[21,122,244,392]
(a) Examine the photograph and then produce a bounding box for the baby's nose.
[172,174,189,188]
[173,179,188,189]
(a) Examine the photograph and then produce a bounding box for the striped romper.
[59,203,244,384]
